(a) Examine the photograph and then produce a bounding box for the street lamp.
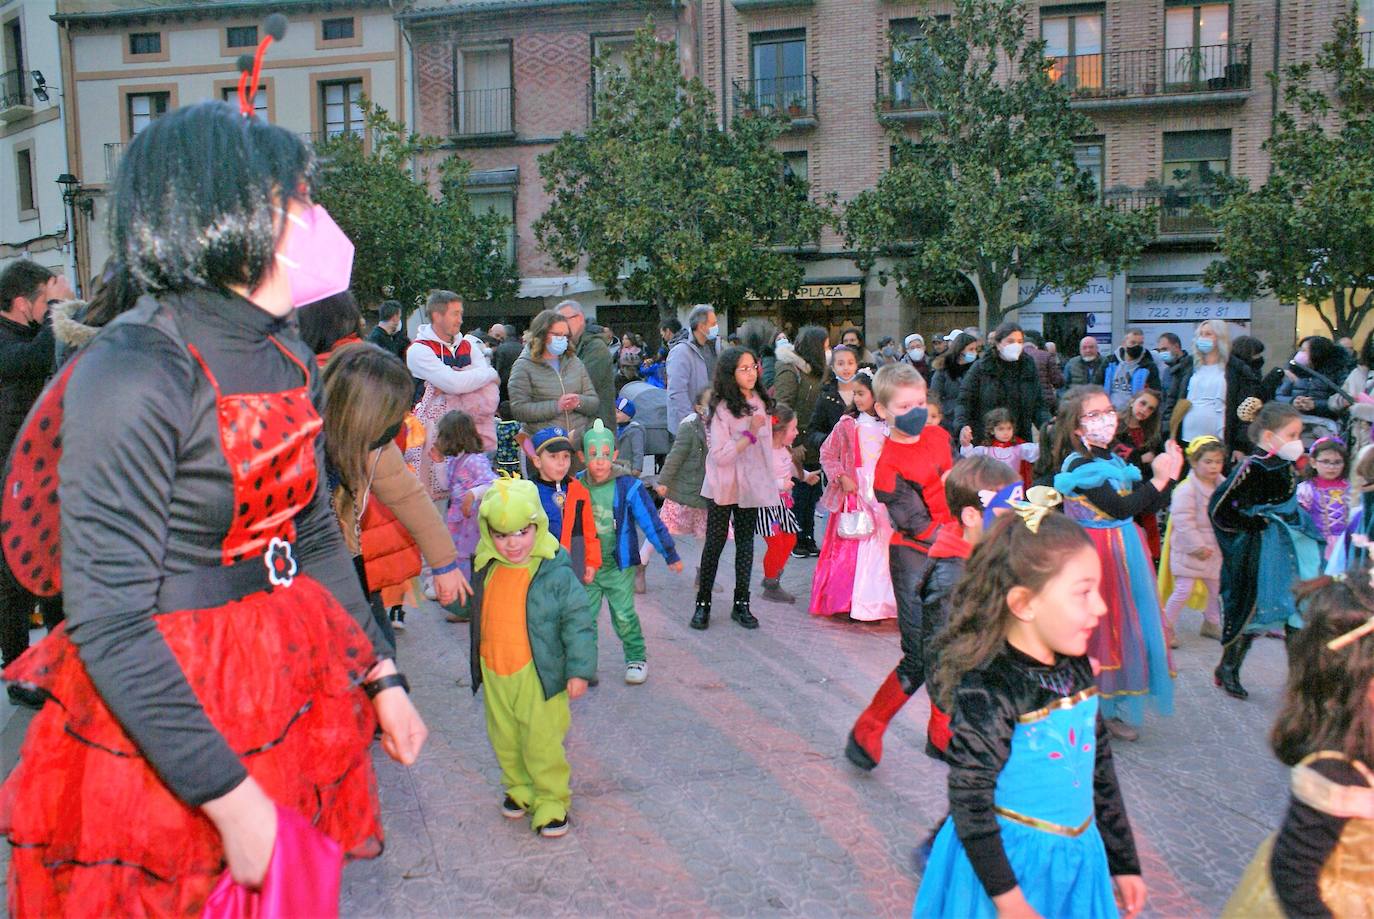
[30,71,48,104]
[56,174,92,218]
[56,174,93,299]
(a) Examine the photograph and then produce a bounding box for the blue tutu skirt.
[914,816,1118,919]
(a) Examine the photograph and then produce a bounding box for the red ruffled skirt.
[0,575,382,918]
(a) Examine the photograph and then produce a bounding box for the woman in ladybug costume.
[0,101,454,915]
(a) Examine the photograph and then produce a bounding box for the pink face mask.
[274,204,354,308]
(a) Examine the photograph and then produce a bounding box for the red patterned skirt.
[0,576,382,918]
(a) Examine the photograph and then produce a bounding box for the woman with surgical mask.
[1162,319,1262,463]
[507,308,601,451]
[929,331,979,436]
[0,100,437,911]
[1276,335,1351,433]
[1210,402,1324,700]
[955,322,1049,449]
[805,346,863,465]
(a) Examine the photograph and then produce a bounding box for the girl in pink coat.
[1160,436,1226,644]
[692,347,776,631]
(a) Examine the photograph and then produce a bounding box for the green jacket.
[577,333,617,431]
[658,412,708,508]
[773,348,825,467]
[468,548,598,700]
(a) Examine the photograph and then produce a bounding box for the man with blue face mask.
[666,304,721,437]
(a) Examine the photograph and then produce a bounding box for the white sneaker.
[624,661,647,684]
[422,579,437,601]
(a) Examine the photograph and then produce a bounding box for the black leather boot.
[1213,633,1255,699]
[690,598,711,630]
[731,592,759,629]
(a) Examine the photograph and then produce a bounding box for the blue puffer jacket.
[1276,368,1346,420]
[577,467,681,569]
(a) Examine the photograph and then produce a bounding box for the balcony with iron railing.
[1049,41,1252,109]
[1105,186,1228,239]
[452,86,514,141]
[732,74,818,128]
[875,42,1251,120]
[875,69,938,121]
[0,69,33,122]
[301,127,375,147]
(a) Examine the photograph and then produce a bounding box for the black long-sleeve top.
[1065,447,1171,520]
[0,312,56,458]
[58,288,389,807]
[1210,452,1297,535]
[946,646,1139,898]
[1270,756,1369,919]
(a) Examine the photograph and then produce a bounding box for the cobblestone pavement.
[340,534,1290,919]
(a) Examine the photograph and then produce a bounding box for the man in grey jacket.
[666,305,720,436]
[556,300,616,431]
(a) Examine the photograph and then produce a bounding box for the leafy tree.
[535,25,832,317]
[1205,6,1374,340]
[312,102,517,313]
[843,0,1153,328]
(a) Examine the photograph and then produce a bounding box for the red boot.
[844,670,913,771]
[925,704,951,761]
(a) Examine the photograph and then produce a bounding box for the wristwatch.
[362,672,410,698]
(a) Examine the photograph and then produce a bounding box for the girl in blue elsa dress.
[916,496,1145,919]
[1051,386,1183,742]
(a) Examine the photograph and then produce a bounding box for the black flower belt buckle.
[265,537,298,589]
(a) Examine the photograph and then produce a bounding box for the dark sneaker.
[7,684,44,710]
[500,795,525,819]
[390,607,407,631]
[538,816,570,838]
[789,546,810,559]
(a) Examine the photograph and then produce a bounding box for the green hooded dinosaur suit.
[471,478,596,831]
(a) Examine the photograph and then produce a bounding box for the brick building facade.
[410,0,1369,352]
[695,0,1350,353]
[401,0,686,342]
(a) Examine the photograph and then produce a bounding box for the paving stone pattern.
[341,534,1290,918]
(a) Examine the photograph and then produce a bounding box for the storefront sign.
[747,283,862,301]
[1017,277,1113,311]
[1127,285,1250,323]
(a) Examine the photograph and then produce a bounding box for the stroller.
[617,380,671,482]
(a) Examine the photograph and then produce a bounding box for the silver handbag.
[836,494,874,540]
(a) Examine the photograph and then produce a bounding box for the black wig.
[111,100,312,295]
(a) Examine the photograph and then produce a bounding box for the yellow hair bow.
[1011,486,1062,534]
[1185,435,1222,459]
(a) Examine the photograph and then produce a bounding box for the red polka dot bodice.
[188,341,321,566]
[1,337,322,596]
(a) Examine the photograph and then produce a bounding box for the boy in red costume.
[845,363,953,770]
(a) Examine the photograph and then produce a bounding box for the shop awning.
[516,276,600,299]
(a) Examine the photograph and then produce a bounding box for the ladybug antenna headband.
[236,13,288,118]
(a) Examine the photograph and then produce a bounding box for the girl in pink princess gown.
[811,371,896,620]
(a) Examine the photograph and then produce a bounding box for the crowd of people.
[0,94,1368,919]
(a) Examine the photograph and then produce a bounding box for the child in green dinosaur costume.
[578,420,683,686]
[469,477,597,837]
